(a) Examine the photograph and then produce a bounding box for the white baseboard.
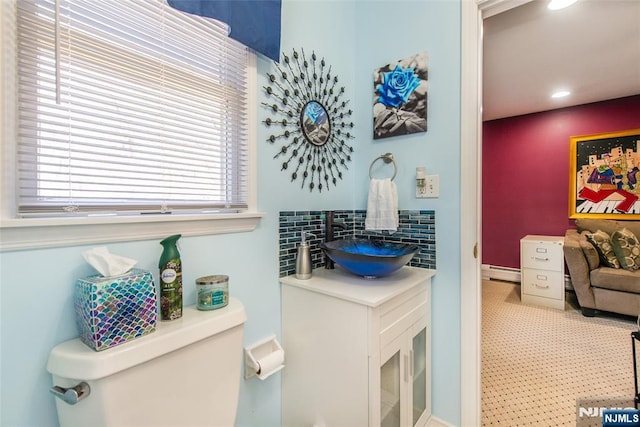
[428,415,456,427]
[481,264,573,290]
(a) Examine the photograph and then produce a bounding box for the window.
[0,0,261,251]
[16,0,250,217]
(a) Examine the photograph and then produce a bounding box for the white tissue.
[82,246,137,277]
[255,349,285,380]
[244,335,285,380]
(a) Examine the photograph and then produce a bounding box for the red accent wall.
[482,95,640,269]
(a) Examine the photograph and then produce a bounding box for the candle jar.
[196,275,229,311]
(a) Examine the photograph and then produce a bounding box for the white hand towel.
[365,178,399,232]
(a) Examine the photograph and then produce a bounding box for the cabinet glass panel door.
[380,350,401,427]
[412,327,427,426]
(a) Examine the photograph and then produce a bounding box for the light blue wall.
[261,0,359,212]
[0,1,462,426]
[352,2,462,423]
[0,232,285,426]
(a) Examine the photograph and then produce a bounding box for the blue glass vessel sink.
[320,238,418,278]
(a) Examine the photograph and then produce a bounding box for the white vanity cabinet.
[280,266,434,427]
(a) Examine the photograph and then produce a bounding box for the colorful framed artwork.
[373,52,427,140]
[569,128,640,219]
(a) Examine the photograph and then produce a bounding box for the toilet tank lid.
[47,298,246,380]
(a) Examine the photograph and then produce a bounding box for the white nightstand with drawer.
[520,235,565,310]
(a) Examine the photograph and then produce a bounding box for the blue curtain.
[167,0,281,62]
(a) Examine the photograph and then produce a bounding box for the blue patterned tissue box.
[74,268,157,351]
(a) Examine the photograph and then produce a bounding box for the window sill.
[0,212,265,252]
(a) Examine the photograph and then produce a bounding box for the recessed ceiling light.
[548,0,578,10]
[551,90,571,98]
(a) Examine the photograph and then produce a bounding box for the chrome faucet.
[324,211,347,269]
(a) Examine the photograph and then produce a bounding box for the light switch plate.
[425,175,439,198]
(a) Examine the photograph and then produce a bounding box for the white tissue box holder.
[74,268,157,351]
[244,335,285,380]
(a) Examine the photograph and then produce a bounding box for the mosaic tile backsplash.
[279,210,436,277]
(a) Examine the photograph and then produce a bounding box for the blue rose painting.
[373,52,427,139]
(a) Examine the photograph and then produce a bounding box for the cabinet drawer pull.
[534,283,550,289]
[533,256,549,262]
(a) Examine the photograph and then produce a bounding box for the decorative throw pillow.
[579,231,601,270]
[586,230,620,268]
[610,228,640,271]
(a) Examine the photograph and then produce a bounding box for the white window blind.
[16,0,250,217]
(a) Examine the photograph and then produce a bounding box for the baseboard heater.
[481,264,521,282]
[481,264,573,290]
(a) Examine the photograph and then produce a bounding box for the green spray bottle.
[159,234,182,321]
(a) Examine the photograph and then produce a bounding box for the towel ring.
[369,153,397,181]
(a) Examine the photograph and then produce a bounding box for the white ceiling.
[482,0,640,121]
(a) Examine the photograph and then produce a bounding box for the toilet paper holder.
[244,335,285,380]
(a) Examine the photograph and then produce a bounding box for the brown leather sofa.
[563,218,640,317]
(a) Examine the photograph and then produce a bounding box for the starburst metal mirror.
[262,48,355,192]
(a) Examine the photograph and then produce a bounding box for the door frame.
[460,1,532,424]
[460,1,481,424]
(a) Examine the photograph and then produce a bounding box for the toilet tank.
[47,298,246,427]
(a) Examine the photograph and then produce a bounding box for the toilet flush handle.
[49,382,91,405]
